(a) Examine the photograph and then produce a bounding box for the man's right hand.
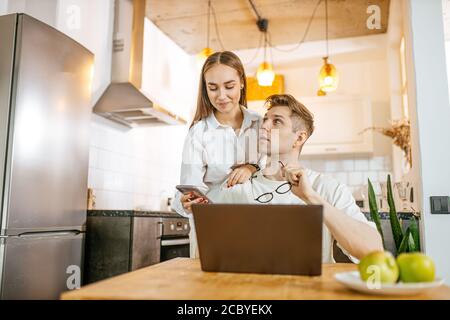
[181,192,209,214]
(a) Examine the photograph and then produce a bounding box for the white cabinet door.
[301,95,373,156]
[247,95,373,156]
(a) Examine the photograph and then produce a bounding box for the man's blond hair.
[265,94,315,137]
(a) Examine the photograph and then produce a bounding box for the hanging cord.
[210,1,226,50]
[207,0,265,65]
[243,31,263,65]
[248,0,263,21]
[269,33,275,68]
[325,0,329,57]
[267,0,322,53]
[263,32,267,62]
[206,0,211,48]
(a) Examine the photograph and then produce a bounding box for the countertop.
[88,210,416,220]
[61,258,450,300]
[362,211,418,220]
[87,209,187,219]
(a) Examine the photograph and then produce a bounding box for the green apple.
[358,251,399,284]
[397,253,435,283]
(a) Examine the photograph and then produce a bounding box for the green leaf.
[368,178,385,249]
[408,217,421,252]
[397,228,411,254]
[387,174,404,251]
[407,231,416,252]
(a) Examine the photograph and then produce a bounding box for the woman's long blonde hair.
[190,51,247,128]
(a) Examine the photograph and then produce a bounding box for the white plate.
[334,271,445,296]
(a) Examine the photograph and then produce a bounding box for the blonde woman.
[173,51,262,257]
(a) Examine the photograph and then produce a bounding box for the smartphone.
[175,185,213,203]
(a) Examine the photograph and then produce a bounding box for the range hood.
[93,0,186,128]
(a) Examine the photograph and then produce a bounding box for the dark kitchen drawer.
[83,216,162,285]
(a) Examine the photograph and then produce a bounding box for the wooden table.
[61,258,450,300]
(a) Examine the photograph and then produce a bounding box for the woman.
[173,51,262,257]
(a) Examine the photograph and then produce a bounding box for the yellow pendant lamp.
[197,0,213,62]
[318,56,338,92]
[256,20,275,87]
[318,0,338,95]
[198,47,213,60]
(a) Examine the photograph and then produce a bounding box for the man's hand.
[181,192,209,214]
[227,164,257,188]
[281,164,321,204]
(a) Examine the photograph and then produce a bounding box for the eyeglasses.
[252,160,291,203]
[253,181,292,203]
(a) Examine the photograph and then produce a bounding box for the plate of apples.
[335,251,445,296]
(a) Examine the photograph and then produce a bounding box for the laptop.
[192,204,323,276]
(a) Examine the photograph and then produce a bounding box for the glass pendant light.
[318,0,338,95]
[318,56,338,92]
[256,29,275,86]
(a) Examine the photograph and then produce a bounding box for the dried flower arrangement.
[362,119,412,167]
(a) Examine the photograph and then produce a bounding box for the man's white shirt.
[207,168,377,263]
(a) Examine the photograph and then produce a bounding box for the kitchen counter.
[84,210,189,285]
[61,258,450,300]
[362,211,418,220]
[87,209,186,219]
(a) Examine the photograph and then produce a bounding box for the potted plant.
[368,174,420,255]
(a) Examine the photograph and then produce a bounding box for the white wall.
[3,0,58,25]
[141,18,198,121]
[88,115,188,210]
[386,0,407,182]
[0,0,7,15]
[406,0,450,284]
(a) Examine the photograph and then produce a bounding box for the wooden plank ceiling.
[146,0,390,54]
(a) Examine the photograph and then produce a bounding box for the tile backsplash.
[301,156,392,200]
[88,115,392,210]
[88,115,188,211]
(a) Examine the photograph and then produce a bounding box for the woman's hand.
[181,192,209,214]
[227,164,257,188]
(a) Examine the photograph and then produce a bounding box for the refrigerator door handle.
[18,230,82,238]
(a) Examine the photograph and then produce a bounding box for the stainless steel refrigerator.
[0,13,93,299]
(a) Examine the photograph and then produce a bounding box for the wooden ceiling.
[146,0,390,54]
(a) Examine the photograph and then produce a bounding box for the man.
[181,94,383,263]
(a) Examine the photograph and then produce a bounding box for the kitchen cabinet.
[83,210,190,285]
[247,95,374,156]
[83,214,161,285]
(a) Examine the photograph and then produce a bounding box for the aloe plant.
[367,174,420,256]
[367,179,385,249]
[386,175,404,249]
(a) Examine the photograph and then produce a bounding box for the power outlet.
[430,196,450,214]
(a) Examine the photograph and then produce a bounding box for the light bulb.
[256,62,275,87]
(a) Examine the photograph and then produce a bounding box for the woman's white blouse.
[172,107,262,216]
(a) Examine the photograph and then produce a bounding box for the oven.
[159,217,190,262]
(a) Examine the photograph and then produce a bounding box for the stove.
[159,217,191,262]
